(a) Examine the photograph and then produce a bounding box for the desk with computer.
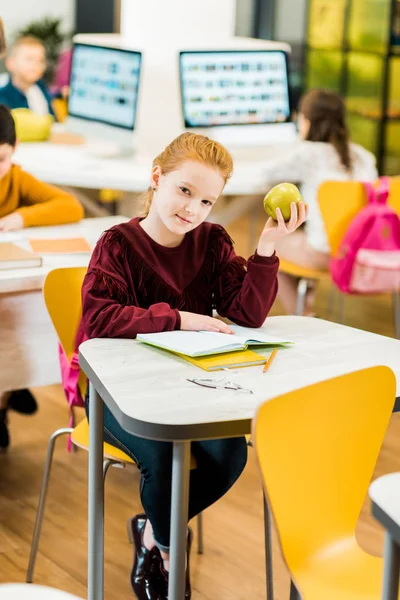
[14,35,298,222]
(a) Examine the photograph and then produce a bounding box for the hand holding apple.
[263,183,303,221]
[257,187,307,257]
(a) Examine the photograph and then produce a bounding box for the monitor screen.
[179,50,291,128]
[68,43,142,130]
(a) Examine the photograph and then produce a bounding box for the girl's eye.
[202,200,212,206]
[180,187,190,195]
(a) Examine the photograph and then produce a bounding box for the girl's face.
[149,160,225,235]
[297,112,310,140]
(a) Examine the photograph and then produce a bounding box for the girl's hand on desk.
[179,311,234,334]
[257,201,308,257]
[0,212,24,232]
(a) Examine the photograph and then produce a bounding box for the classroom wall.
[274,0,307,44]
[0,1,75,41]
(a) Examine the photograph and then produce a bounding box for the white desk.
[13,141,295,225]
[0,216,127,393]
[79,316,400,600]
[369,473,400,600]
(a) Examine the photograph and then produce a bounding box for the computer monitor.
[179,49,295,146]
[66,43,142,155]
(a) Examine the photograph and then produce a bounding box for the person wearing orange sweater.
[0,105,83,230]
[0,103,84,449]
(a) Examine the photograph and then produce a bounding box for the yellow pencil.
[263,348,278,373]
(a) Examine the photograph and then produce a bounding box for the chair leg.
[289,579,301,600]
[295,279,308,316]
[393,292,400,339]
[26,427,73,583]
[263,492,274,600]
[326,286,336,320]
[103,458,115,480]
[197,512,204,555]
[337,292,345,324]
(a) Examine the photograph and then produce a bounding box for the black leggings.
[85,396,247,550]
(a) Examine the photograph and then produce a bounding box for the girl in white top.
[264,89,378,315]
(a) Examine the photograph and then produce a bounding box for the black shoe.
[0,409,10,450]
[153,528,192,600]
[8,389,38,415]
[127,514,161,600]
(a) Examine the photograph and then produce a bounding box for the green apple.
[263,183,303,221]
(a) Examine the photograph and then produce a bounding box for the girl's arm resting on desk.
[82,276,180,338]
[214,228,279,328]
[15,171,84,227]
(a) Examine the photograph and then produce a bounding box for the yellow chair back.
[319,177,400,256]
[252,366,395,576]
[43,267,87,392]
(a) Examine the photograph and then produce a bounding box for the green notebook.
[137,325,291,358]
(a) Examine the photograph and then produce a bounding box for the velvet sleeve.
[213,226,279,328]
[81,231,181,339]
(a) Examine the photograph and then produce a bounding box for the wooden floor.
[1,210,400,599]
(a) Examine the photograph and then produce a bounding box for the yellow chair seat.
[71,418,197,468]
[294,538,388,600]
[71,418,135,464]
[279,258,329,281]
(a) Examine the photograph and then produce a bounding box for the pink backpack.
[330,177,400,294]
[59,324,88,452]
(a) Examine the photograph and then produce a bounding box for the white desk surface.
[13,141,293,196]
[369,472,400,545]
[79,316,400,442]
[0,584,84,599]
[0,216,128,294]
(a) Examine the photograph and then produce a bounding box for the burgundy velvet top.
[81,218,279,339]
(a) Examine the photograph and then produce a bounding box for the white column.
[120,0,236,46]
[120,0,238,155]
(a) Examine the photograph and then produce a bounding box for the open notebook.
[137,325,291,358]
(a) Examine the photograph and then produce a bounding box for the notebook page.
[229,325,292,345]
[137,331,243,357]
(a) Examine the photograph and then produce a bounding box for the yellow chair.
[281,178,400,335]
[26,267,204,584]
[278,181,365,316]
[253,366,397,600]
[52,98,68,123]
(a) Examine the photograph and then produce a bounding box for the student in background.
[0,103,83,450]
[0,36,55,117]
[81,132,307,600]
[263,89,378,315]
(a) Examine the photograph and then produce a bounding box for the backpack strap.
[58,322,88,452]
[365,177,390,205]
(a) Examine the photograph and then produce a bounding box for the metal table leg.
[382,533,400,600]
[88,382,105,600]
[168,440,191,600]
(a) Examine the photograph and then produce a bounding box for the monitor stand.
[58,118,135,158]
[205,122,297,148]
